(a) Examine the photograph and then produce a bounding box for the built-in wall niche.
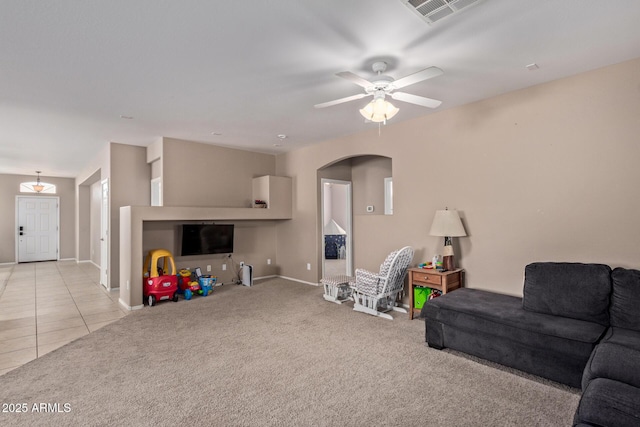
[141,220,278,280]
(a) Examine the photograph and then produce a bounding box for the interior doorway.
[321,179,353,277]
[16,196,59,262]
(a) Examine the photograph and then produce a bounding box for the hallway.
[0,261,128,376]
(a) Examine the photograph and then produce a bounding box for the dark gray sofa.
[573,267,640,426]
[421,263,640,426]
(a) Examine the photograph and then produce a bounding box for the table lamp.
[429,208,467,271]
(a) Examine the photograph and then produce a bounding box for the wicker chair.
[352,246,414,320]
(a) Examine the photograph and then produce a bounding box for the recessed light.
[277,134,287,139]
[273,143,282,147]
[119,115,134,119]
[211,132,222,136]
[526,63,539,71]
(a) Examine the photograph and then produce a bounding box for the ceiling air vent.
[402,0,484,24]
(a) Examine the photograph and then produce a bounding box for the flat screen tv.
[181,224,234,256]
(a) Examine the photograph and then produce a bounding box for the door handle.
[19,226,24,231]
[19,232,23,236]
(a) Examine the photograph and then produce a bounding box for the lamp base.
[442,255,455,271]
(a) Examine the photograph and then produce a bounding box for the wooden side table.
[408,268,463,319]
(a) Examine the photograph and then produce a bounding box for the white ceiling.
[2,0,640,177]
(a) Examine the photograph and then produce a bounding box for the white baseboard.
[0,262,16,267]
[277,275,320,286]
[77,259,101,269]
[119,298,143,311]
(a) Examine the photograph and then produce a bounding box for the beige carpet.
[0,278,579,426]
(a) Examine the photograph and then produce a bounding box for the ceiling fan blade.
[314,93,368,109]
[391,92,442,108]
[391,66,443,90]
[335,71,373,88]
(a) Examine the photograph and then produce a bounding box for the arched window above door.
[19,182,57,194]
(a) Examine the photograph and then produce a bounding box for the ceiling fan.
[314,61,443,123]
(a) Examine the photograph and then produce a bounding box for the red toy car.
[143,249,179,306]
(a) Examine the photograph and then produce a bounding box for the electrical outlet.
[307,263,311,270]
[207,265,211,272]
[267,259,271,265]
[240,261,245,268]
[222,264,227,271]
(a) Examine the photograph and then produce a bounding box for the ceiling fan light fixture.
[359,97,399,123]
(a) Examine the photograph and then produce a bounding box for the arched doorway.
[318,155,392,278]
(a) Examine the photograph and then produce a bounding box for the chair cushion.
[354,268,381,295]
[379,250,397,276]
[522,262,611,325]
[320,275,354,287]
[610,268,640,331]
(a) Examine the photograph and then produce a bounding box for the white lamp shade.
[359,98,399,123]
[429,209,467,237]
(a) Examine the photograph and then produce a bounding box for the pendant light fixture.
[33,171,45,193]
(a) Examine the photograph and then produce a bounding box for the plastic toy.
[181,281,201,300]
[143,249,179,306]
[177,268,201,300]
[198,275,216,296]
[419,261,444,270]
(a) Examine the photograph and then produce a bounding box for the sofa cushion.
[600,326,640,352]
[582,341,640,390]
[610,267,640,331]
[523,262,611,325]
[423,288,607,387]
[423,288,606,353]
[573,378,640,427]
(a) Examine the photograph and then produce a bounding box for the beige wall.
[110,143,150,287]
[161,137,275,207]
[276,58,640,296]
[351,155,391,215]
[76,144,109,263]
[0,173,76,263]
[74,142,149,288]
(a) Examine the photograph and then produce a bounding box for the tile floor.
[0,261,128,376]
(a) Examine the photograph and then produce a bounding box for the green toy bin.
[414,287,432,309]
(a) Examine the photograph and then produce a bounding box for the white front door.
[17,196,59,263]
[100,179,109,289]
